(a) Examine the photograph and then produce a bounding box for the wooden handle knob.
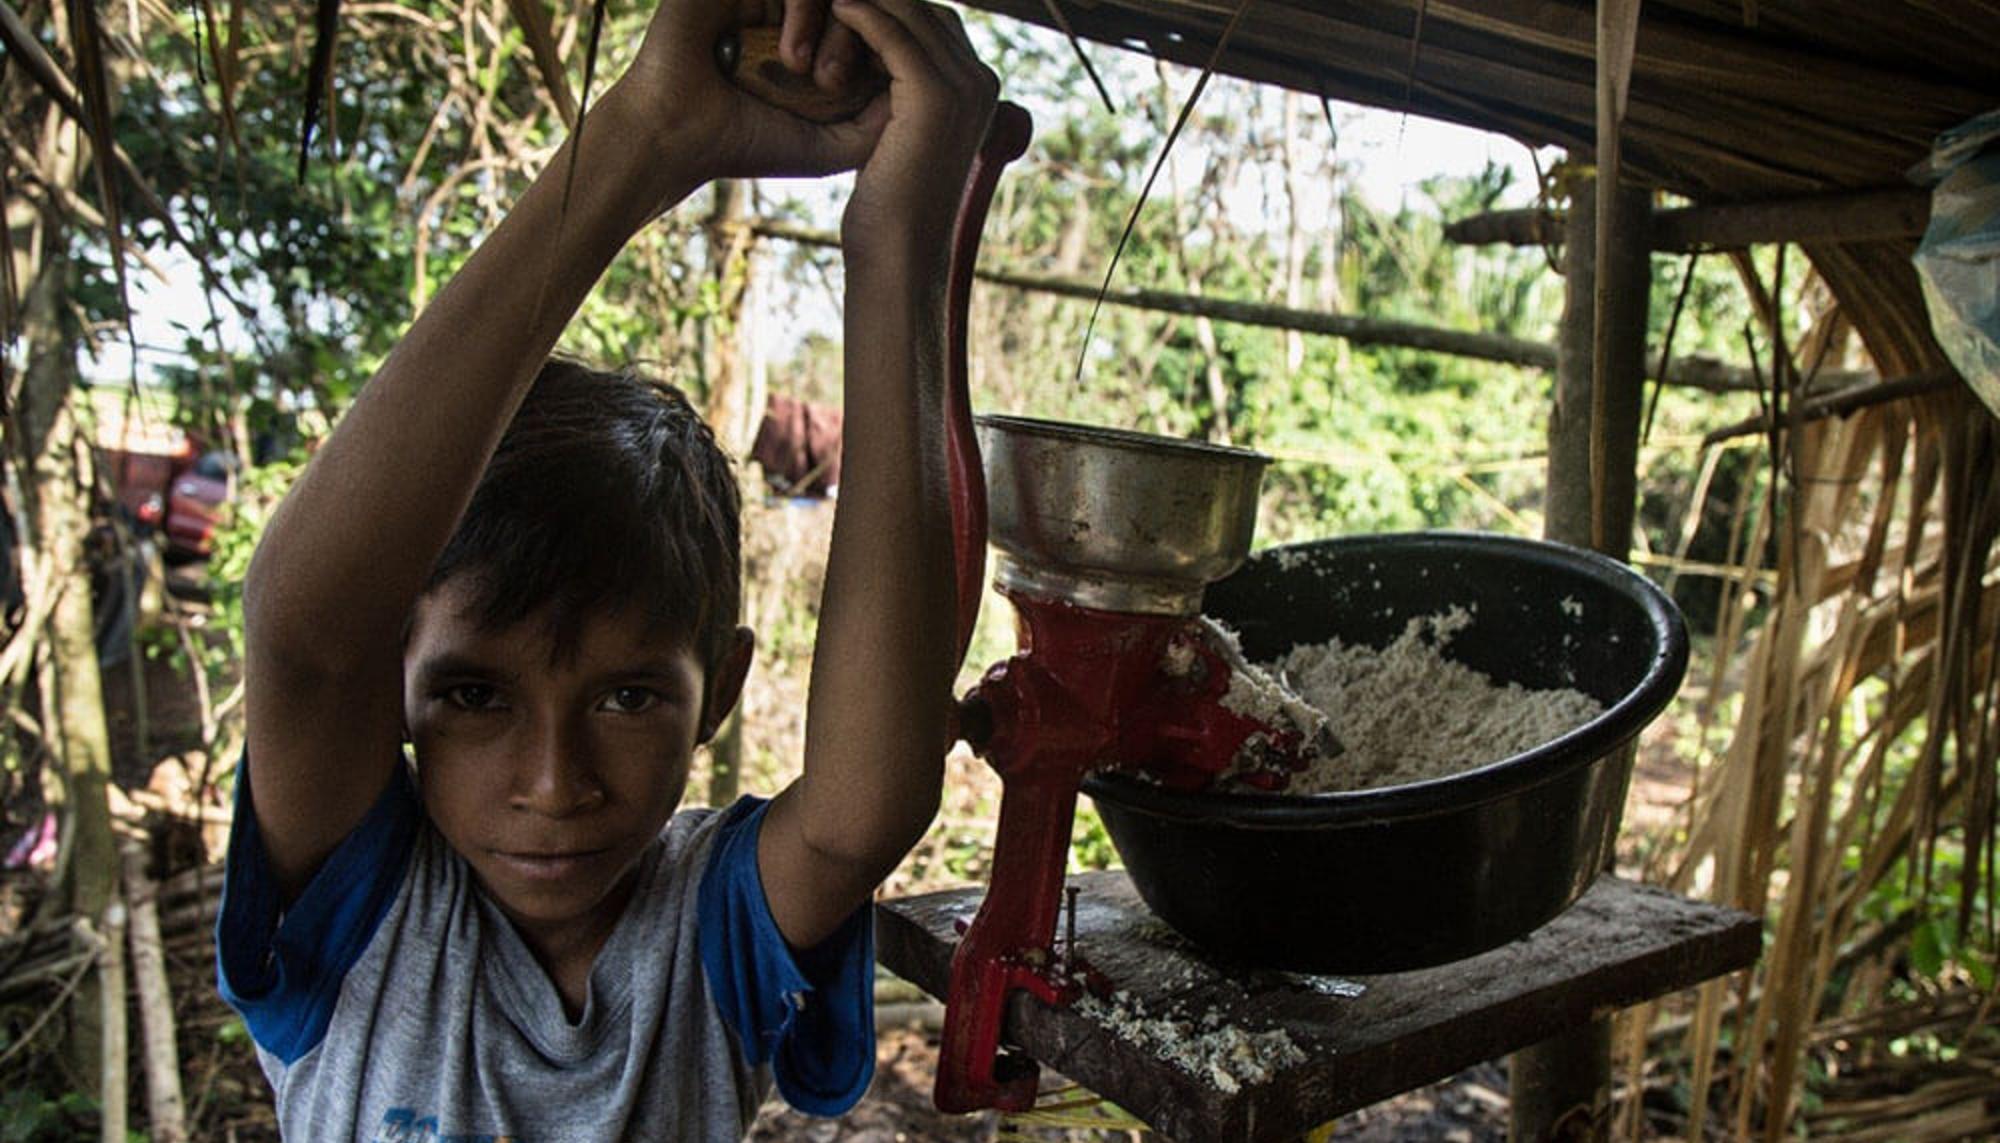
[717,26,887,124]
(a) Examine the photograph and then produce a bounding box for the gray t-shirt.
[217,762,874,1142]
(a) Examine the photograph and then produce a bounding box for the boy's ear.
[698,626,756,743]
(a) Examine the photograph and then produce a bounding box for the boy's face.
[402,578,749,949]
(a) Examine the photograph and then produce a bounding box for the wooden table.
[875,871,1759,1142]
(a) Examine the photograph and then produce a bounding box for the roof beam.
[1443,188,1932,251]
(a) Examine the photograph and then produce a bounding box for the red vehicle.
[162,451,234,559]
[98,440,234,561]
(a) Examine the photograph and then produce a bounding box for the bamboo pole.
[124,845,188,1143]
[744,220,1873,394]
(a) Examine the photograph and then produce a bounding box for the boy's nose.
[512,718,604,817]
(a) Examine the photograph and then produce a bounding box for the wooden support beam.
[1444,188,1931,251]
[1513,170,1652,1143]
[745,220,1876,394]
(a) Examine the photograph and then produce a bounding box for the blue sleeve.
[214,756,420,1065]
[697,797,875,1116]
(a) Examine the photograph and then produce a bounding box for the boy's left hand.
[829,0,999,258]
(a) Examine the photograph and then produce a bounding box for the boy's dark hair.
[425,358,742,671]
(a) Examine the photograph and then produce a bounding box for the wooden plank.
[876,872,1760,1143]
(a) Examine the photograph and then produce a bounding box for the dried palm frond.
[1039,0,1115,115]
[298,0,340,180]
[1656,383,1999,1139]
[196,0,245,154]
[504,0,577,127]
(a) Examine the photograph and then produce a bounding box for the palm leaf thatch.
[1619,383,1999,1138]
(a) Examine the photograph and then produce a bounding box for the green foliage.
[1069,805,1119,874]
[187,456,306,746]
[0,1087,95,1143]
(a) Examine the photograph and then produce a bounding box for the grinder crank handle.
[946,103,1033,670]
[716,25,887,123]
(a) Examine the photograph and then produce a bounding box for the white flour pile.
[1200,618,1335,757]
[1074,990,1307,1093]
[1216,606,1603,794]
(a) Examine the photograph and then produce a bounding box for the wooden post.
[1511,169,1651,1143]
[1540,175,1650,559]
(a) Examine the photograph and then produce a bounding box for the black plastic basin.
[1082,531,1689,973]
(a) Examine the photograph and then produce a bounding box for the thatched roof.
[957,0,2000,380]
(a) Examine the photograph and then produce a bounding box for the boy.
[215,0,998,1136]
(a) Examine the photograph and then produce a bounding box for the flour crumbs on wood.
[1215,607,1603,793]
[1074,990,1308,1093]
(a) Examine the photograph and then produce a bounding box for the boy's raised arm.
[758,0,997,948]
[243,0,874,901]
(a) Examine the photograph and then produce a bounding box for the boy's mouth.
[492,848,612,882]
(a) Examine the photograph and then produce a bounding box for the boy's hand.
[830,0,999,260]
[609,0,883,193]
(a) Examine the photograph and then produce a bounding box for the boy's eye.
[444,683,501,711]
[601,686,661,714]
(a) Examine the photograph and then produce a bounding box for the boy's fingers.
[813,19,865,88]
[851,0,955,63]
[832,0,982,95]
[860,0,989,96]
[929,2,979,61]
[780,0,828,71]
[828,0,936,88]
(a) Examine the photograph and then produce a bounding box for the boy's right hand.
[606,0,885,199]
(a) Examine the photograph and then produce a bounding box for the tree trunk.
[1541,175,1650,558]
[11,201,122,1103]
[702,179,758,454]
[706,707,743,808]
[700,179,754,808]
[1281,91,1308,376]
